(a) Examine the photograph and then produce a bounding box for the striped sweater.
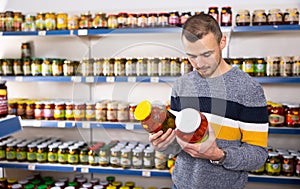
[170,67,269,189]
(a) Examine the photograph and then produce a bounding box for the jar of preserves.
[154,150,167,170]
[58,145,68,164]
[281,154,295,176]
[120,148,132,169]
[68,146,79,164]
[134,100,176,133]
[63,60,75,76]
[74,102,85,121]
[35,12,45,30]
[147,57,159,76]
[285,104,299,127]
[125,57,137,76]
[148,13,158,27]
[0,81,8,118]
[56,13,68,30]
[158,13,169,27]
[2,59,13,76]
[5,11,14,31]
[99,146,109,166]
[254,58,266,77]
[236,10,251,26]
[25,100,35,119]
[129,103,137,122]
[22,58,32,76]
[22,14,36,32]
[31,58,42,76]
[8,99,17,116]
[269,103,285,127]
[221,6,232,26]
[137,13,148,28]
[0,12,5,31]
[13,12,23,31]
[293,56,300,76]
[170,57,180,76]
[45,12,56,30]
[143,148,154,169]
[78,147,88,165]
[34,101,44,120]
[114,58,125,76]
[208,7,219,22]
[252,9,268,26]
[52,59,63,76]
[132,148,143,169]
[107,101,118,122]
[107,14,118,29]
[117,12,128,28]
[136,57,147,76]
[268,9,283,25]
[47,144,58,163]
[93,58,104,76]
[103,58,114,76]
[65,102,74,120]
[16,143,27,162]
[280,56,293,77]
[175,108,209,143]
[27,144,37,162]
[85,102,96,121]
[127,13,138,28]
[95,100,107,121]
[242,58,254,76]
[79,13,92,29]
[54,102,65,121]
[284,8,299,25]
[110,147,121,167]
[21,42,31,59]
[13,59,23,76]
[36,144,47,163]
[0,142,6,160]
[265,152,281,176]
[168,11,180,26]
[117,103,129,122]
[266,56,280,76]
[67,14,79,30]
[81,58,93,76]
[158,57,170,76]
[93,12,107,28]
[43,101,55,120]
[180,12,191,26]
[180,57,192,75]
[17,100,26,118]
[41,58,52,76]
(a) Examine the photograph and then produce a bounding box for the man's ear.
[220,35,227,49]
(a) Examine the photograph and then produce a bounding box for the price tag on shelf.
[85,77,94,83]
[57,122,66,128]
[81,167,89,173]
[150,77,159,83]
[38,31,46,36]
[15,76,23,82]
[78,29,88,36]
[0,32,3,36]
[72,76,82,82]
[28,164,36,170]
[70,30,74,36]
[142,171,151,177]
[82,122,90,128]
[106,77,115,82]
[125,123,134,130]
[33,121,41,127]
[127,77,136,82]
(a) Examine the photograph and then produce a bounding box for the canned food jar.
[285,104,299,127]
[79,147,89,165]
[34,101,44,120]
[22,14,36,32]
[284,8,299,25]
[147,57,159,76]
[148,13,158,27]
[107,101,118,122]
[158,57,170,76]
[114,58,125,76]
[2,59,13,76]
[43,101,55,120]
[132,148,143,169]
[117,103,129,122]
[134,100,176,133]
[68,146,79,164]
[13,12,23,32]
[0,12,6,31]
[254,58,266,76]
[110,147,121,167]
[154,150,167,170]
[242,58,254,76]
[63,60,75,76]
[22,58,32,76]
[58,145,68,164]
[236,10,251,26]
[103,58,114,76]
[265,152,281,176]
[0,142,6,160]
[93,58,104,76]
[170,57,180,76]
[269,103,285,127]
[85,102,96,121]
[47,144,58,163]
[5,11,14,31]
[25,100,35,119]
[79,13,92,29]
[180,12,191,26]
[158,13,169,27]
[168,11,180,26]
[8,99,17,115]
[54,102,65,120]
[208,7,219,22]
[268,9,283,25]
[221,6,232,26]
[31,58,42,76]
[266,56,280,76]
[41,58,52,76]
[21,42,31,59]
[180,57,192,75]
[96,101,107,121]
[120,148,132,169]
[13,59,23,76]
[65,102,74,120]
[56,13,68,30]
[99,147,109,166]
[280,56,293,77]
[27,144,37,162]
[281,154,295,176]
[17,100,26,118]
[93,12,107,28]
[252,9,268,26]
[16,143,27,162]
[67,14,79,30]
[35,12,45,30]
[117,12,128,28]
[36,144,48,163]
[129,103,137,122]
[74,102,85,121]
[143,148,154,169]
[127,13,138,28]
[108,14,118,29]
[44,12,56,30]
[293,56,300,76]
[137,13,148,28]
[52,59,64,76]
[175,108,209,143]
[125,57,137,76]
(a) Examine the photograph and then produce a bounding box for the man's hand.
[149,128,176,152]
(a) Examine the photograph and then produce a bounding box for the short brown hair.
[182,13,222,43]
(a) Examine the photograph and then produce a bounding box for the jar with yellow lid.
[8,99,17,115]
[93,12,107,28]
[134,100,175,133]
[44,12,56,30]
[125,181,135,189]
[31,58,42,76]
[13,59,23,76]
[22,58,32,76]
[269,103,285,127]
[41,58,52,76]
[56,13,68,30]
[107,186,117,189]
[120,186,130,189]
[79,13,92,29]
[280,56,293,77]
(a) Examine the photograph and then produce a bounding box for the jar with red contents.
[34,101,44,120]
[221,6,232,26]
[134,100,175,133]
[168,11,180,26]
[43,101,55,120]
[85,102,96,121]
[25,100,35,119]
[269,103,285,127]
[208,7,219,23]
[296,155,300,176]
[17,100,26,119]
[54,102,65,121]
[285,104,299,127]
[65,102,74,120]
[74,102,85,121]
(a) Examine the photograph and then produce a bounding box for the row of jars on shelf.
[250,147,300,177]
[0,137,173,171]
[228,56,300,77]
[0,57,193,77]
[0,174,162,189]
[8,99,155,122]
[267,101,300,128]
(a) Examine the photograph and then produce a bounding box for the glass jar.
[137,13,148,28]
[114,58,125,76]
[125,58,137,76]
[136,57,147,76]
[96,101,107,121]
[117,103,129,122]
[0,81,8,118]
[120,148,132,169]
[6,143,16,161]
[93,12,107,28]
[8,99,17,116]
[221,6,232,26]
[68,146,79,165]
[129,103,137,122]
[107,101,118,122]
[242,58,254,76]
[281,154,294,176]
[5,11,14,31]
[93,58,104,76]
[280,56,293,77]
[208,7,219,22]
[284,8,299,25]
[17,100,26,118]
[99,146,110,167]
[31,58,42,76]
[268,9,283,25]
[252,9,268,26]
[56,13,68,30]
[269,103,285,127]
[134,100,176,133]
[52,59,63,76]
[27,144,37,162]
[85,102,96,121]
[36,144,48,163]
[158,13,169,27]
[65,102,74,120]
[180,12,191,26]
[147,57,159,76]
[16,143,27,162]
[54,102,65,120]
[180,57,192,75]
[34,101,44,120]
[47,144,58,163]
[170,57,180,76]
[35,12,45,30]
[25,100,35,119]
[293,56,300,76]
[43,101,55,120]
[21,42,32,58]
[63,60,75,76]
[0,142,6,160]
[117,12,128,28]
[132,148,143,169]
[143,148,154,169]
[265,152,281,176]
[0,12,5,31]
[103,58,114,76]
[81,58,93,76]
[2,59,13,76]
[154,150,167,170]
[88,147,99,166]
[44,12,56,30]
[296,155,300,176]
[266,56,280,77]
[158,57,170,76]
[285,104,299,127]
[74,102,85,121]
[107,14,118,29]
[58,145,68,164]
[79,147,89,165]
[68,14,79,30]
[22,58,32,76]
[254,58,266,77]
[127,13,138,28]
[42,58,52,76]
[236,10,251,26]
[13,59,23,76]
[147,13,158,27]
[168,11,180,26]
[79,13,92,29]
[110,147,121,167]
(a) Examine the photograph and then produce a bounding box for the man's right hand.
[149,128,176,152]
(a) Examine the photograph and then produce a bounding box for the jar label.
[68,154,79,163]
[121,157,131,167]
[48,152,58,162]
[99,156,109,164]
[65,109,74,118]
[6,151,16,160]
[96,110,107,121]
[80,154,88,163]
[282,163,294,173]
[37,152,47,161]
[89,155,99,164]
[16,151,27,160]
[34,109,43,119]
[286,114,299,126]
[54,109,65,119]
[86,109,96,119]
[74,109,85,118]
[110,156,120,165]
[143,157,152,167]
[269,114,284,125]
[265,163,281,173]
[255,64,266,73]
[58,154,68,163]
[0,150,5,159]
[132,156,142,166]
[27,152,36,161]
[44,109,54,118]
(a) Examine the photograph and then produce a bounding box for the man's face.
[182,32,223,78]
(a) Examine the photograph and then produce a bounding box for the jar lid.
[175,108,201,133]
[17,143,26,148]
[287,104,299,108]
[55,181,65,187]
[132,148,142,153]
[12,184,23,189]
[82,183,92,188]
[7,143,16,147]
[134,100,152,121]
[268,152,279,156]
[68,146,78,150]
[121,148,131,153]
[94,185,104,189]
[58,145,68,149]
[282,154,293,159]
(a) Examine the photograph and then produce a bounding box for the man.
[149,13,269,189]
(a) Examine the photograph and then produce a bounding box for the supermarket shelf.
[268,127,300,135]
[233,25,300,33]
[21,120,75,128]
[248,174,300,185]
[75,121,143,130]
[0,116,22,138]
[254,77,300,84]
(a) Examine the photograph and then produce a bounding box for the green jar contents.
[41,58,52,76]
[16,143,27,162]
[24,184,35,189]
[36,144,48,163]
[31,58,42,76]
[265,152,281,176]
[254,58,266,77]
[52,59,64,76]
[68,146,79,164]
[0,142,6,160]
[6,143,17,161]
[79,147,89,165]
[250,165,265,175]
[58,145,68,164]
[27,144,37,162]
[47,144,58,163]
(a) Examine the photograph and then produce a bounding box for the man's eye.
[188,55,197,59]
[202,53,212,58]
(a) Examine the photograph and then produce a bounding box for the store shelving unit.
[0,116,22,138]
